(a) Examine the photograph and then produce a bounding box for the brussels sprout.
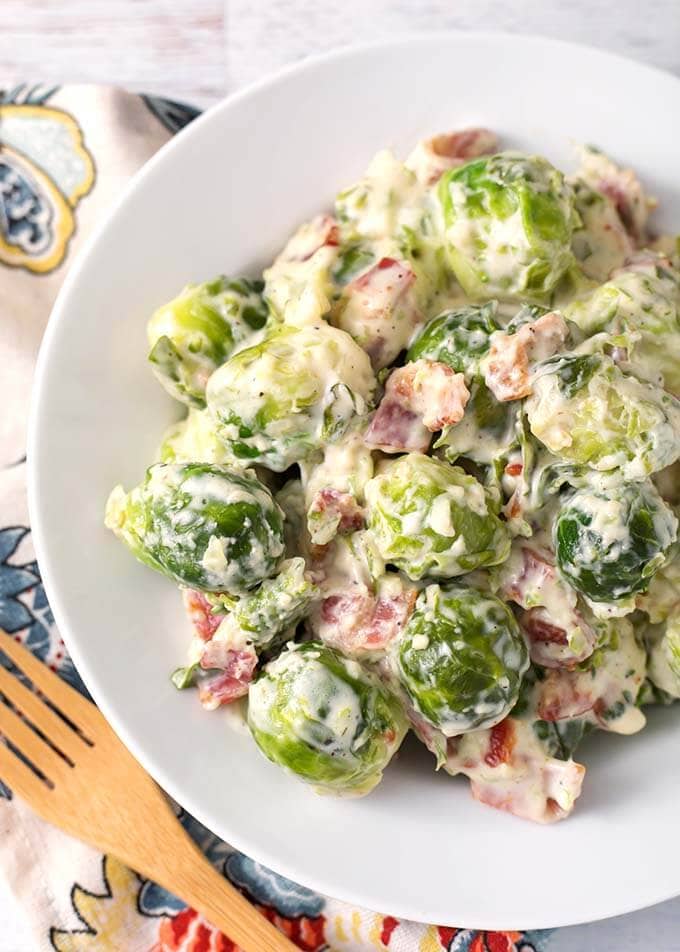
[637,541,680,623]
[565,255,680,394]
[437,153,578,301]
[335,150,422,241]
[247,641,407,795]
[647,608,680,698]
[526,353,680,479]
[406,302,500,380]
[213,558,319,652]
[158,408,237,466]
[393,583,529,734]
[104,463,284,593]
[555,482,677,607]
[436,380,519,466]
[148,276,268,407]
[569,179,633,283]
[206,323,376,471]
[364,454,510,580]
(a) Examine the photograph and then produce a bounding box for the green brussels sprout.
[364,454,510,580]
[526,353,680,479]
[393,583,529,734]
[158,408,237,466]
[210,558,319,654]
[437,152,578,301]
[147,276,268,407]
[247,641,407,795]
[406,302,500,380]
[436,380,519,465]
[206,323,376,471]
[637,540,680,623]
[229,558,318,648]
[647,607,680,698]
[565,255,680,394]
[104,462,285,593]
[555,482,678,606]
[569,179,633,283]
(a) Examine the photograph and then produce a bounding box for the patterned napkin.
[0,81,676,952]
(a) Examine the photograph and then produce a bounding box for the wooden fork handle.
[135,818,299,952]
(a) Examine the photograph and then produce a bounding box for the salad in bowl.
[105,126,680,824]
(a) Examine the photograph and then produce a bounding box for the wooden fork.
[0,630,298,952]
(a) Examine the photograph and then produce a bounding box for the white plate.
[28,33,680,930]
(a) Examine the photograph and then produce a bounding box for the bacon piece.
[406,127,498,185]
[499,546,596,668]
[198,670,252,710]
[391,359,470,430]
[279,214,339,262]
[364,397,430,454]
[340,258,420,369]
[197,642,257,710]
[446,718,586,823]
[484,718,516,768]
[578,150,654,245]
[182,589,225,642]
[307,488,364,538]
[483,312,568,402]
[537,671,598,723]
[315,586,417,656]
[365,359,469,453]
[469,758,586,824]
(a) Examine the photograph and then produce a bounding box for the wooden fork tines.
[0,631,297,952]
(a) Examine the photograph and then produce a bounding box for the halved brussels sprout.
[364,454,510,580]
[148,276,268,407]
[647,608,680,698]
[526,353,680,479]
[105,462,284,592]
[206,323,376,471]
[406,302,500,380]
[555,482,677,607]
[437,153,578,300]
[565,255,680,394]
[393,583,529,734]
[247,641,407,795]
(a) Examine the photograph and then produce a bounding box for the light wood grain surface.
[1,0,225,104]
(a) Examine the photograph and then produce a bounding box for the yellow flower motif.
[50,855,149,951]
[0,104,95,274]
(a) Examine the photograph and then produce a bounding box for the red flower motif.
[156,904,326,952]
[437,927,526,952]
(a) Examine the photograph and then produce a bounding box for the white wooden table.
[2,2,680,948]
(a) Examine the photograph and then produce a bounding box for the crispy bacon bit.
[446,718,586,823]
[484,719,516,767]
[505,461,523,477]
[365,359,469,453]
[521,608,569,646]
[308,488,364,536]
[484,312,568,402]
[182,589,225,642]
[537,670,597,722]
[406,128,498,184]
[198,670,252,710]
[316,587,417,655]
[470,759,586,824]
[365,397,431,454]
[341,257,420,369]
[499,546,596,668]
[279,214,339,262]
